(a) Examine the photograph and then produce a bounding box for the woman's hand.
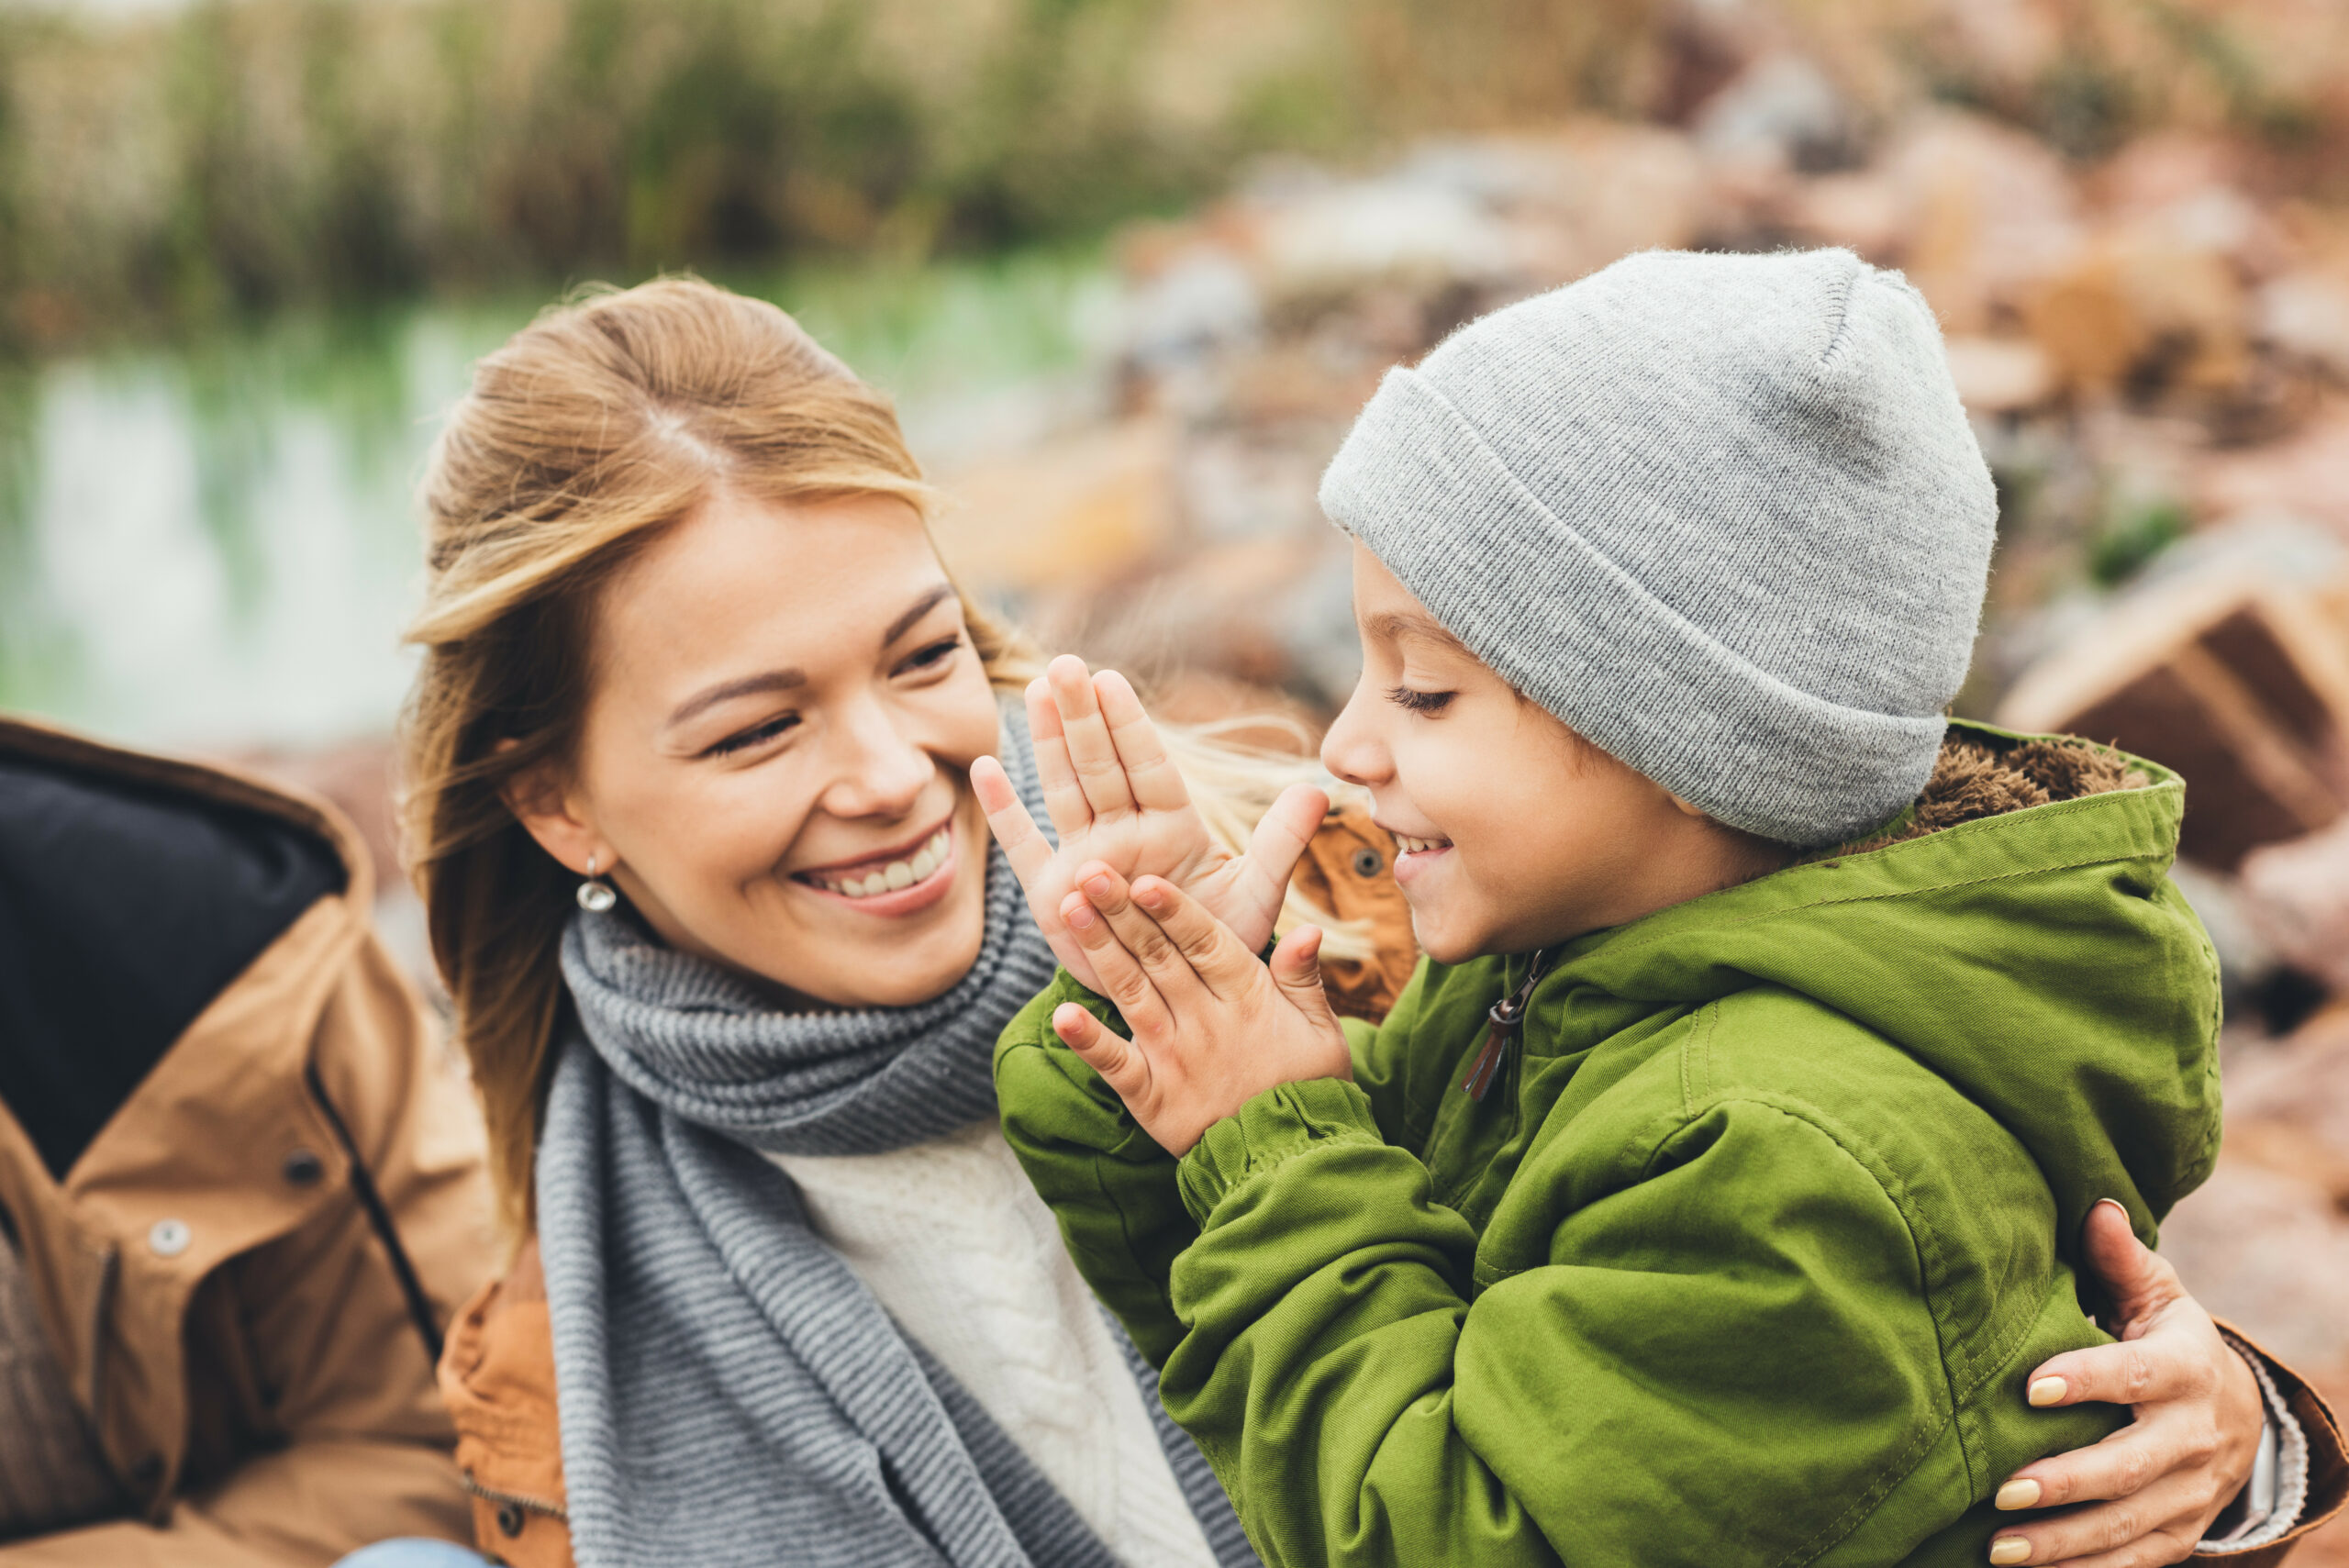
[1986,1200,2267,1567]
[972,655,1325,994]
[1048,862,1352,1155]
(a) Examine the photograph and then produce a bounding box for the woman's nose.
[821,700,935,819]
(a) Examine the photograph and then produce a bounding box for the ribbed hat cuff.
[1318,369,1945,847]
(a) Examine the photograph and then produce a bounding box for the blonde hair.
[399,276,1361,1245]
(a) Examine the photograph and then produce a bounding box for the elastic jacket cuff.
[1176,1077,1385,1228]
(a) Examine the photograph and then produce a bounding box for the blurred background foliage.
[0,0,2341,356]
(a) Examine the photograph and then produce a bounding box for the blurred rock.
[2241,817,2349,993]
[2159,1151,2349,1374]
[1881,112,2083,334]
[1693,53,1857,172]
[1943,335,2057,413]
[2196,406,2349,539]
[1998,573,2349,868]
[933,417,1179,596]
[2261,272,2349,384]
[2021,238,2251,400]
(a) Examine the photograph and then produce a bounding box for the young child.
[983,249,2224,1566]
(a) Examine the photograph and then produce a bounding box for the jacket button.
[495,1502,526,1538]
[282,1149,325,1186]
[1351,847,1384,877]
[147,1218,192,1257]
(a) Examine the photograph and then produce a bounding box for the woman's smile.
[792,815,961,917]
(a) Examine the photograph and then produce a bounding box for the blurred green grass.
[0,0,2334,356]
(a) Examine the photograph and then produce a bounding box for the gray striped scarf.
[537,711,1258,1568]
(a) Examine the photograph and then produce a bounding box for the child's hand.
[972,655,1327,995]
[1047,861,1353,1156]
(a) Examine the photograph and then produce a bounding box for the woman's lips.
[792,823,960,917]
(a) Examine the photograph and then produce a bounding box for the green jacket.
[995,726,2222,1567]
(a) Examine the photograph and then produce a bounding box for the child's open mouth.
[792,819,958,915]
[1390,832,1453,888]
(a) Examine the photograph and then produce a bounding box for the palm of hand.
[971,659,1323,994]
[1044,808,1268,950]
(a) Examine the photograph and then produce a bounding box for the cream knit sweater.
[768,1121,1219,1568]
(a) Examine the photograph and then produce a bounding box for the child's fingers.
[1026,678,1094,840]
[971,757,1055,887]
[1047,655,1136,820]
[1269,925,1332,1007]
[1093,669,1191,814]
[1062,888,1171,1032]
[1051,1002,1151,1100]
[1129,875,1264,1001]
[1076,863,1212,1007]
[1235,781,1330,909]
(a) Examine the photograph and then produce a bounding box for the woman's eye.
[897,635,963,675]
[1386,684,1454,716]
[705,714,799,757]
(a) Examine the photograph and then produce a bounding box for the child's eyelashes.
[1386,684,1454,716]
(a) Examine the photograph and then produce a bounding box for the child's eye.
[1386,684,1454,716]
[896,635,963,676]
[705,714,799,757]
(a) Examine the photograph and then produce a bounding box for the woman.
[395,279,2328,1568]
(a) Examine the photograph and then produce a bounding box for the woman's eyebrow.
[667,669,806,730]
[663,584,955,732]
[882,582,956,647]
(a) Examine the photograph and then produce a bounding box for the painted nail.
[1066,901,1097,930]
[1994,1479,2041,1511]
[2026,1376,2066,1407]
[1988,1537,2032,1565]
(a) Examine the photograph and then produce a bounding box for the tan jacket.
[0,716,495,1566]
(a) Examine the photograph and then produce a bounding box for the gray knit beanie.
[1318,247,1997,848]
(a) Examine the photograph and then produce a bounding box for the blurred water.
[0,251,1117,751]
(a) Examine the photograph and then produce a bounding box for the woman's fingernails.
[1083,873,1112,901]
[1988,1538,2032,1565]
[1066,900,1097,930]
[1135,882,1166,909]
[2027,1376,2066,1407]
[1994,1479,2042,1511]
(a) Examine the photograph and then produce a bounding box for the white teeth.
[1397,835,1446,854]
[815,826,954,897]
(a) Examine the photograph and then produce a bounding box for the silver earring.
[576,853,618,913]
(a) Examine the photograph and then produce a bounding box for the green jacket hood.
[1555,719,2221,1253]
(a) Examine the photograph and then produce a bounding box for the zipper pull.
[1462,950,1553,1101]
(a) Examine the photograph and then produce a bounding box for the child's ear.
[1666,791,1711,820]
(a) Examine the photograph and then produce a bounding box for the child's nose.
[1319,681,1389,788]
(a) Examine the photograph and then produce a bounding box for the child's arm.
[1010,873,2110,1566]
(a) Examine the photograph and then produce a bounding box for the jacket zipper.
[462,1469,569,1521]
[1461,948,1556,1101]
